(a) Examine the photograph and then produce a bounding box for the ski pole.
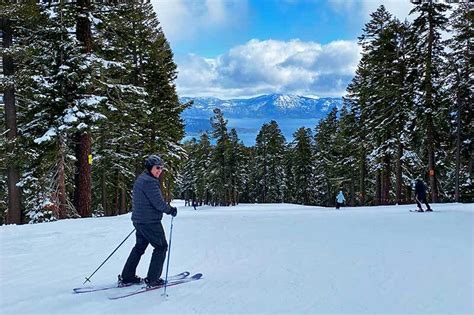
[83,228,135,284]
[162,216,174,297]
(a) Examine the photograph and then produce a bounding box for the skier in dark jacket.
[414,179,432,212]
[120,155,177,287]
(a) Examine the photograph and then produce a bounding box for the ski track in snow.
[1,202,473,314]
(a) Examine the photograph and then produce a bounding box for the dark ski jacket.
[131,171,172,223]
[415,180,427,200]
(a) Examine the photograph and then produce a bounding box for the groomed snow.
[1,202,473,314]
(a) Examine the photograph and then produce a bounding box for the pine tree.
[179,138,199,204]
[92,2,154,215]
[409,0,451,202]
[282,143,296,204]
[1,1,78,223]
[345,62,370,205]
[1,5,22,223]
[289,127,315,205]
[226,128,247,205]
[254,120,286,203]
[314,108,338,206]
[240,145,257,203]
[1,2,187,222]
[445,2,473,202]
[345,6,422,205]
[195,132,212,205]
[209,108,230,206]
[129,2,188,202]
[91,2,187,212]
[345,6,396,205]
[334,105,359,205]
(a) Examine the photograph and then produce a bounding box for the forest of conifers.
[1,1,472,224]
[178,3,472,208]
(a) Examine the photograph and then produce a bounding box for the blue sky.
[152,0,413,99]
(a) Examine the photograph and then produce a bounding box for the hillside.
[1,202,473,314]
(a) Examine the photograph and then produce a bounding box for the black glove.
[169,206,177,217]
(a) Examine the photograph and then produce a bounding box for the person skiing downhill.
[414,178,432,212]
[336,190,345,209]
[119,155,177,288]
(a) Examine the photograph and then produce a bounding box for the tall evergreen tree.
[1,4,23,223]
[334,105,359,206]
[209,108,230,206]
[345,6,421,205]
[409,0,451,202]
[226,128,247,205]
[289,127,315,205]
[92,2,187,213]
[345,6,396,205]
[445,2,473,202]
[195,132,212,205]
[254,120,286,203]
[314,108,338,206]
[179,138,199,204]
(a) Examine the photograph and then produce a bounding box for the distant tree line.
[1,1,188,224]
[176,3,472,207]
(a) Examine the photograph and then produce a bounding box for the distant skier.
[335,190,345,209]
[119,155,177,288]
[414,179,432,212]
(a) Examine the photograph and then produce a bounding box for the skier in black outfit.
[414,179,432,212]
[119,155,177,288]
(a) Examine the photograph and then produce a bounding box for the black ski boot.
[118,275,143,287]
[145,277,166,288]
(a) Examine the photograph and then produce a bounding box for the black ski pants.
[416,196,431,211]
[121,222,168,282]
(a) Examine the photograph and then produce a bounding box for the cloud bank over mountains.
[177,39,361,98]
[152,0,413,99]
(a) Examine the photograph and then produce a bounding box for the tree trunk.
[395,140,403,204]
[113,172,119,216]
[350,177,355,206]
[375,168,382,206]
[56,133,67,219]
[359,148,366,205]
[326,180,331,207]
[74,0,93,217]
[382,155,391,204]
[426,4,438,203]
[101,173,108,215]
[118,173,126,215]
[454,83,461,202]
[2,18,22,224]
[74,132,92,217]
[76,0,92,52]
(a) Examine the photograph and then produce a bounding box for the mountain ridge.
[180,93,343,144]
[180,93,343,119]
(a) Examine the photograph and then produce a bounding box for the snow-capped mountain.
[180,94,343,145]
[181,94,342,119]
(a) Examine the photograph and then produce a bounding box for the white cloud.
[328,0,414,21]
[176,39,361,98]
[151,0,249,43]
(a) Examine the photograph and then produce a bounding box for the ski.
[73,271,190,294]
[108,273,202,300]
[410,209,434,212]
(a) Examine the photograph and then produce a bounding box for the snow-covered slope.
[1,202,473,314]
